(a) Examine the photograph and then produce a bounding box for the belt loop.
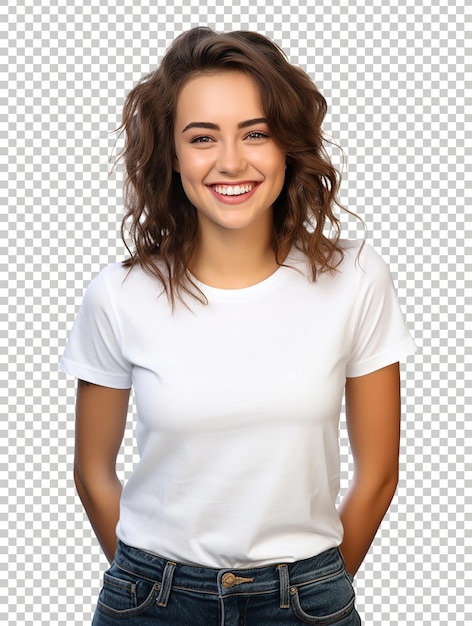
[276,564,290,609]
[157,561,176,607]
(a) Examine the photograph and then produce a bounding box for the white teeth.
[212,184,255,196]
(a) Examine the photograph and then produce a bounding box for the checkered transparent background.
[3,0,470,624]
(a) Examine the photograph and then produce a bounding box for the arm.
[74,380,131,563]
[338,362,401,576]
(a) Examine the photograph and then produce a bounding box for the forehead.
[175,71,264,122]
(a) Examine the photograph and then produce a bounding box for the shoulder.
[286,238,390,288]
[338,239,392,286]
[81,262,152,314]
[83,262,128,301]
[339,238,382,265]
[82,261,170,320]
[89,262,130,286]
[291,238,388,273]
[86,261,157,296]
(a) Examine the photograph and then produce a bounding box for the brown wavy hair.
[116,26,362,307]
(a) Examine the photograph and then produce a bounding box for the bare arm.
[74,380,130,563]
[338,362,401,576]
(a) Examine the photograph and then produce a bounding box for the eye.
[189,135,214,144]
[245,131,270,141]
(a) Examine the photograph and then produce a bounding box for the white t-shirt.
[60,240,416,568]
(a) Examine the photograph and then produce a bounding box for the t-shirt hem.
[346,335,417,378]
[115,532,342,569]
[59,357,132,389]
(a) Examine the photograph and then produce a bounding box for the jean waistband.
[114,540,345,599]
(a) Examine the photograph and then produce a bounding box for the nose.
[215,141,246,175]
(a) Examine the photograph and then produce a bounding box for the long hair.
[116,26,363,307]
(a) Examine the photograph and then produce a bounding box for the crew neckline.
[188,248,303,301]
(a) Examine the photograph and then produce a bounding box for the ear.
[173,156,180,173]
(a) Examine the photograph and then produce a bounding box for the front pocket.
[290,570,356,625]
[97,570,161,619]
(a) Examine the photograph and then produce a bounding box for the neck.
[189,220,281,289]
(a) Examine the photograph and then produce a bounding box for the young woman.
[61,27,416,625]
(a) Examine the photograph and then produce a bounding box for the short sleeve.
[345,244,417,378]
[59,267,132,388]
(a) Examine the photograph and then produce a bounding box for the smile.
[211,183,256,196]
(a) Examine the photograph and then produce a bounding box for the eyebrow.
[182,118,268,133]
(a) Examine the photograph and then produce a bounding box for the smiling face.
[173,71,286,238]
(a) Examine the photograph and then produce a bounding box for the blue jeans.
[92,540,361,625]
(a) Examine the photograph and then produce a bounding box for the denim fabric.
[92,540,361,625]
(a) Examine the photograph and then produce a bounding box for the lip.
[206,181,261,205]
[208,180,260,186]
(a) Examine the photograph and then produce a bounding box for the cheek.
[257,148,286,177]
[179,152,212,181]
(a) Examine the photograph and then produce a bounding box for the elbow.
[377,473,399,512]
[73,460,121,500]
[375,470,399,504]
[386,462,400,492]
[383,472,399,500]
[354,464,399,500]
[73,460,90,489]
[375,466,399,495]
[73,461,97,499]
[74,465,89,500]
[73,465,83,489]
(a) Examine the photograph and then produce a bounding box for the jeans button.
[221,573,236,588]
